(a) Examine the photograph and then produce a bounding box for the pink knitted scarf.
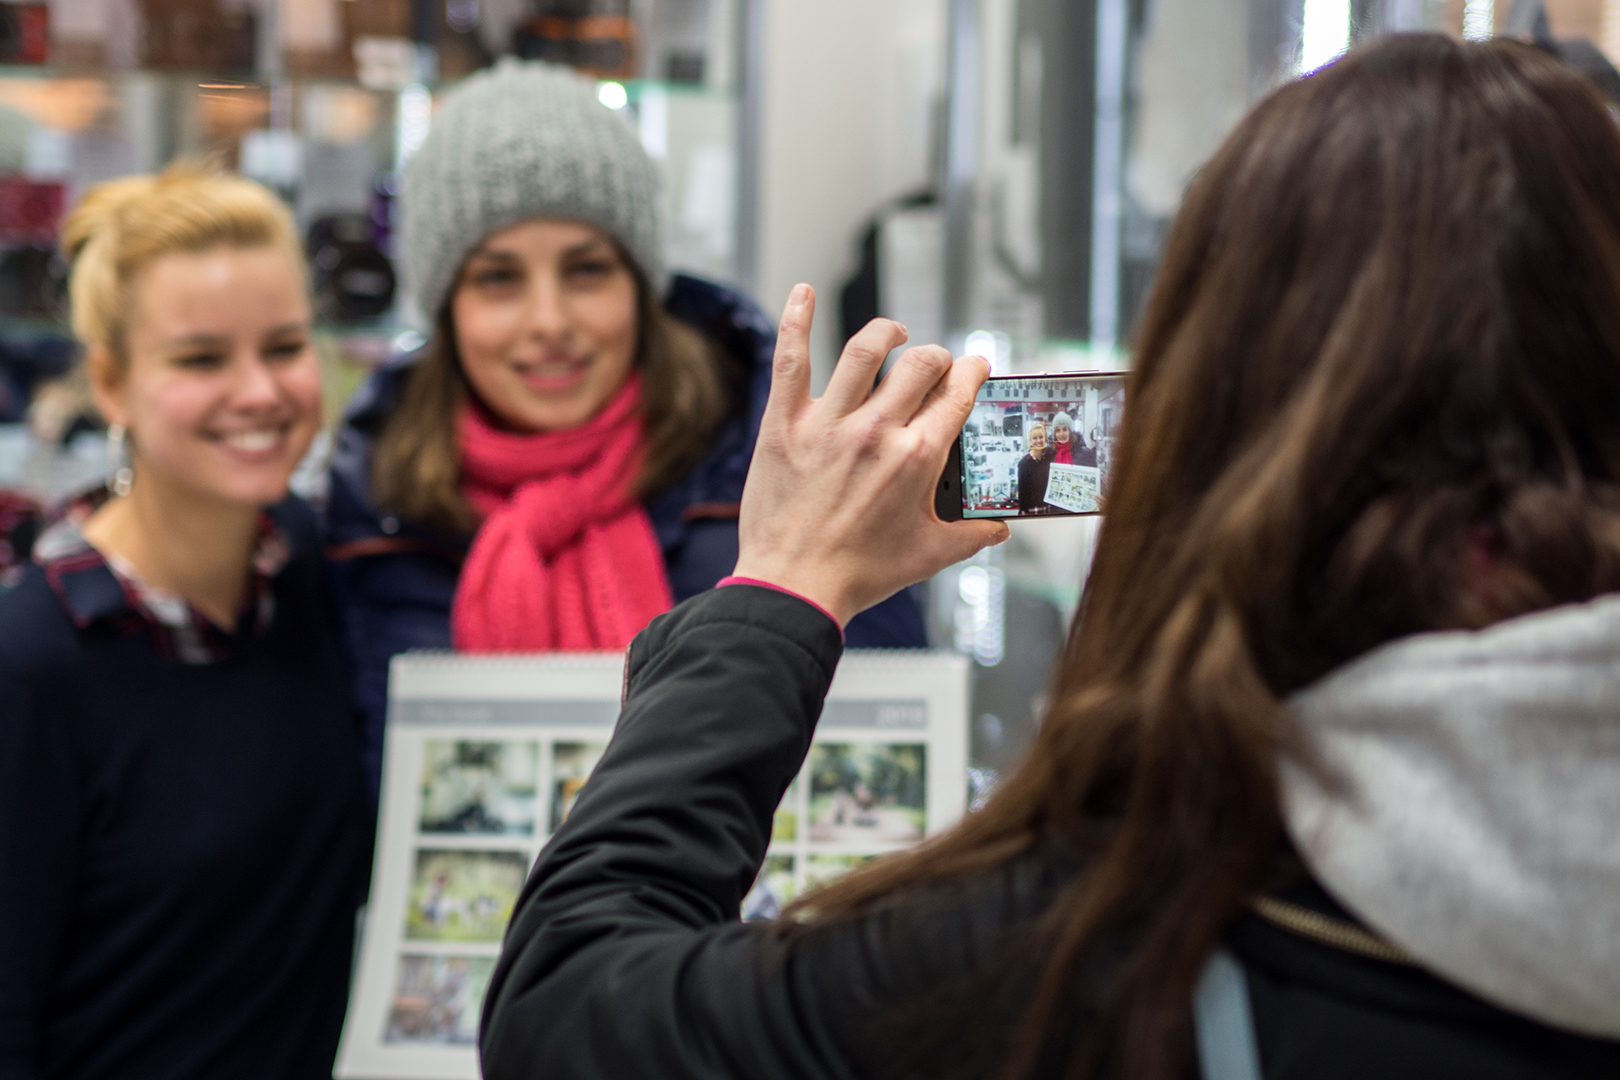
[451,376,674,652]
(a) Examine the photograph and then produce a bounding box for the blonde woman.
[0,167,370,1079]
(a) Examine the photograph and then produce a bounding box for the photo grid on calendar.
[379,735,606,1050]
[742,709,933,922]
[375,723,933,1047]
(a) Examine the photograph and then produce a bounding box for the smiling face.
[450,219,640,433]
[1054,423,1071,444]
[91,245,320,509]
[1028,423,1047,455]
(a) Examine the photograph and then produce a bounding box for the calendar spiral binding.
[392,649,625,669]
[394,647,949,670]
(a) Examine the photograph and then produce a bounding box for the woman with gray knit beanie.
[324,60,926,797]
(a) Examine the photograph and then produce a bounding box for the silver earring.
[106,423,133,497]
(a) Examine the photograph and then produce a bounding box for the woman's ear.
[85,345,129,430]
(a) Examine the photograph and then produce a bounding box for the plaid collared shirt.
[33,489,292,664]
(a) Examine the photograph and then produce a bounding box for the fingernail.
[895,322,909,337]
[790,283,810,306]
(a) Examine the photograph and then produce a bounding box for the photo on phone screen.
[936,373,1125,521]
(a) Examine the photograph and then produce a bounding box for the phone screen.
[943,372,1125,520]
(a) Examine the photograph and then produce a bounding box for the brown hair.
[63,162,304,367]
[797,35,1620,1080]
[371,265,732,533]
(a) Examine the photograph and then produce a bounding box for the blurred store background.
[0,0,1615,784]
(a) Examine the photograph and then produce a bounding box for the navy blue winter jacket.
[325,275,927,798]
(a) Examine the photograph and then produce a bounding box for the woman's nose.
[232,354,284,407]
[522,275,571,339]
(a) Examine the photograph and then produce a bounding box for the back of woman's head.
[1104,33,1620,694]
[800,34,1620,1080]
[65,164,303,365]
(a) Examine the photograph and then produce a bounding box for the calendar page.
[335,649,970,1080]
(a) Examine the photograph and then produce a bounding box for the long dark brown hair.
[372,262,733,533]
[797,34,1620,1080]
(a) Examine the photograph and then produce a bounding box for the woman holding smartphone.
[0,168,370,1079]
[481,36,1620,1079]
[325,61,926,799]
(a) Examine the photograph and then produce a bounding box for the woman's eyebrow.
[466,240,613,263]
[163,333,230,350]
[562,239,615,258]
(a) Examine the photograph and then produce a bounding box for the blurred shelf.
[0,62,737,98]
[0,423,108,501]
[0,318,72,337]
[0,316,409,339]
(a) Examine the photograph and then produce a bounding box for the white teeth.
[222,430,280,453]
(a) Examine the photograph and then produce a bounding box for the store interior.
[1,0,1616,781]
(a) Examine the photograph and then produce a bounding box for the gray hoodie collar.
[1283,594,1620,1038]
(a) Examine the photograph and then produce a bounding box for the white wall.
[755,0,946,388]
[1127,0,1252,218]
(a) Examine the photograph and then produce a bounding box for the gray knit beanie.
[402,60,664,322]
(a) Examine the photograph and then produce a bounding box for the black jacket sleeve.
[478,583,848,1078]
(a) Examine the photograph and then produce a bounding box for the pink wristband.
[717,576,845,640]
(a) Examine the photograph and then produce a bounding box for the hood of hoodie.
[1283,594,1620,1039]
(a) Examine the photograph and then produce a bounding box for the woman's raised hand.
[732,284,1010,627]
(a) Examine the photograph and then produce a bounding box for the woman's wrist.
[724,561,856,628]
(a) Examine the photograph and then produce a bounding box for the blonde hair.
[63,163,304,364]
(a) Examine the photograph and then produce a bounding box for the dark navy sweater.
[326,275,928,801]
[0,499,372,1080]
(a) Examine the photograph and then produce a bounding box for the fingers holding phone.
[733,285,1010,627]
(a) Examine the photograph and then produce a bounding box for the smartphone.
[935,372,1125,521]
